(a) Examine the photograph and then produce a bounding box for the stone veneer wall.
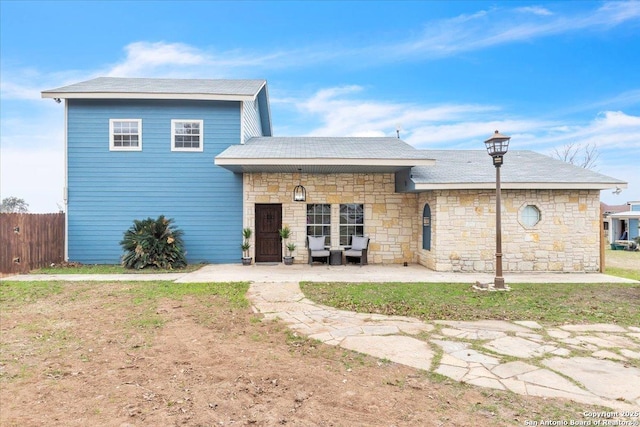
[243,172,601,271]
[244,172,418,264]
[417,189,601,272]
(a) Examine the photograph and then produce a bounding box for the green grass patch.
[0,281,63,305]
[605,266,640,281]
[128,309,166,330]
[0,280,248,308]
[126,281,250,308]
[30,263,203,275]
[300,281,640,327]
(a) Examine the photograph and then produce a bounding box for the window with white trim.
[520,205,541,227]
[110,119,142,151]
[171,120,203,152]
[340,203,364,246]
[307,204,331,240]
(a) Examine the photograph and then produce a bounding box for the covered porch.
[215,136,435,265]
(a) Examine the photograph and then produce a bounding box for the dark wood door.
[255,204,282,262]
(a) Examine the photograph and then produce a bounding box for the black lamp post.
[484,130,511,290]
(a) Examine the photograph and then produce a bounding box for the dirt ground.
[1,281,611,427]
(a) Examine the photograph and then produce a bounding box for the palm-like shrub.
[120,216,187,269]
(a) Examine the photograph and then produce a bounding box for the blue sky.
[1,0,639,212]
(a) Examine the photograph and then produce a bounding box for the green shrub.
[120,216,187,270]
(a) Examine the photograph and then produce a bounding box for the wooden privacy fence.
[0,213,65,275]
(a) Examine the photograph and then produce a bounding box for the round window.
[521,205,541,227]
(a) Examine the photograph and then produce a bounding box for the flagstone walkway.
[8,264,640,411]
[247,281,640,412]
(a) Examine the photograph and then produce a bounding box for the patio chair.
[344,235,369,266]
[307,236,330,265]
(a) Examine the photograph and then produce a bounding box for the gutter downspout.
[64,99,69,261]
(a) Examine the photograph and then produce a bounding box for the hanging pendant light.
[293,168,306,202]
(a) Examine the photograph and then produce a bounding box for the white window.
[110,119,142,151]
[521,205,541,227]
[307,204,331,240]
[171,120,203,152]
[340,203,364,245]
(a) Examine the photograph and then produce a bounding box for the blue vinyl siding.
[242,99,262,142]
[67,99,243,264]
[257,86,272,137]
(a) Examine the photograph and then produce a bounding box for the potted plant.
[241,227,252,266]
[284,242,297,265]
[278,226,295,265]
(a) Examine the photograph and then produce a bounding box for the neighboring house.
[603,201,640,245]
[43,77,627,272]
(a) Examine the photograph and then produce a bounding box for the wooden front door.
[255,204,282,263]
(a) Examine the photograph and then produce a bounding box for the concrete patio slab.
[175,263,639,284]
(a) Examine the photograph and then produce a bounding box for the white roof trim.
[609,211,640,219]
[215,158,436,167]
[42,92,257,102]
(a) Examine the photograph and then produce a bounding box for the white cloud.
[285,85,503,139]
[537,111,640,151]
[516,6,554,16]
[101,41,330,79]
[4,1,631,93]
[389,1,640,59]
[283,85,640,170]
[597,1,640,26]
[0,108,65,212]
[1,147,65,213]
[106,42,210,77]
[3,2,637,100]
[284,85,541,145]
[0,79,42,101]
[0,66,103,102]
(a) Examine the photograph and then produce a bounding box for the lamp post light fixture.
[484,130,511,290]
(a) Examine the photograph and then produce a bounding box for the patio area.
[7,263,638,284]
[175,263,638,284]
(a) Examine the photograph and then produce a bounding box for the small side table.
[329,249,343,265]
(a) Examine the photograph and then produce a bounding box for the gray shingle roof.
[219,137,432,159]
[410,150,626,189]
[215,137,435,173]
[42,77,266,99]
[217,140,625,189]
